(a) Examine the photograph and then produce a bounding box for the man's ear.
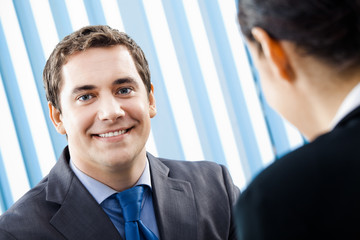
[149,84,157,118]
[251,27,294,82]
[48,102,66,134]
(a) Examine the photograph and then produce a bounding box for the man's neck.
[70,153,148,192]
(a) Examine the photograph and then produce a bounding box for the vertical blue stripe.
[0,192,4,214]
[0,20,40,187]
[0,149,13,210]
[198,0,264,176]
[83,0,107,25]
[160,0,227,165]
[117,0,185,160]
[12,0,67,160]
[48,0,73,39]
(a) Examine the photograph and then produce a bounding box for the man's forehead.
[58,45,146,93]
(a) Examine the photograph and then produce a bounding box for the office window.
[0,0,304,211]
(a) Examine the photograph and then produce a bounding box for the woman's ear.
[48,102,66,134]
[149,84,157,118]
[251,27,294,82]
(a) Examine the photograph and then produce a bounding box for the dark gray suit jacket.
[234,106,360,239]
[0,148,239,239]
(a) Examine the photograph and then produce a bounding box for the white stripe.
[183,0,246,189]
[1,0,57,177]
[283,119,304,150]
[29,0,59,59]
[218,0,275,167]
[0,72,30,202]
[146,130,158,157]
[100,0,125,32]
[64,0,89,31]
[143,0,204,161]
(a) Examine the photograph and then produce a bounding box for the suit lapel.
[46,147,121,240]
[148,153,198,240]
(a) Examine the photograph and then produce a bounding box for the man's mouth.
[97,128,131,138]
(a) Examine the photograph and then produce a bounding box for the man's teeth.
[99,129,127,138]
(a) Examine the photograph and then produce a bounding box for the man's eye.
[77,94,94,101]
[118,88,132,95]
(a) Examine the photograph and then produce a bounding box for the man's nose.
[98,96,125,121]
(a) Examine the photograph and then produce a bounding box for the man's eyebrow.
[71,78,138,95]
[113,78,139,87]
[71,85,96,95]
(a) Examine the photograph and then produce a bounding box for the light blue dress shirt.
[70,159,160,239]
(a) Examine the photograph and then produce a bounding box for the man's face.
[50,45,156,176]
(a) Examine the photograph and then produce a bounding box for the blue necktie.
[116,185,158,240]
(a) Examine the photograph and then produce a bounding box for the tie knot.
[116,185,146,222]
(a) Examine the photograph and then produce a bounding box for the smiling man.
[0,25,239,240]
[53,45,154,193]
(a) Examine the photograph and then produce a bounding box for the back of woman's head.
[238,0,360,69]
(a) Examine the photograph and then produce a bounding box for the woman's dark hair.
[237,0,360,69]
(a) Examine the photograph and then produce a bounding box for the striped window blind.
[0,0,304,214]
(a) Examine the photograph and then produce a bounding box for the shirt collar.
[70,158,152,204]
[330,82,360,129]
